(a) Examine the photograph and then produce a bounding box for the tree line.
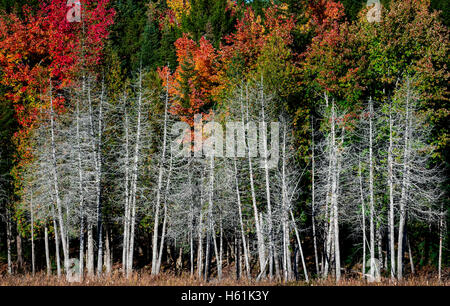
[0,0,448,282]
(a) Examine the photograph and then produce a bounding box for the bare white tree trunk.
[290,209,309,282]
[6,207,12,274]
[397,83,411,280]
[152,70,170,275]
[311,117,319,276]
[388,104,396,279]
[87,224,94,276]
[51,205,61,277]
[368,98,375,280]
[104,226,111,274]
[377,226,383,270]
[212,218,222,280]
[94,81,104,276]
[204,231,211,280]
[323,94,333,279]
[359,160,366,278]
[243,86,265,275]
[49,80,69,275]
[156,155,172,274]
[260,90,274,280]
[30,190,35,276]
[76,84,85,279]
[233,159,250,278]
[407,235,414,275]
[156,196,168,275]
[280,121,290,282]
[45,225,51,275]
[219,220,223,279]
[330,99,341,281]
[286,238,292,280]
[438,203,443,280]
[197,207,204,279]
[323,199,334,279]
[127,70,144,276]
[122,105,130,275]
[190,214,194,276]
[206,153,216,280]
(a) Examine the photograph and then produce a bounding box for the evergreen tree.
[140,19,162,70]
[181,0,235,47]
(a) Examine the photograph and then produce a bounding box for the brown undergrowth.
[0,270,448,286]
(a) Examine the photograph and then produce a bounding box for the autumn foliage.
[158,4,298,125]
[158,34,219,126]
[0,0,114,192]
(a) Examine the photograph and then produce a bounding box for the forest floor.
[0,269,448,286]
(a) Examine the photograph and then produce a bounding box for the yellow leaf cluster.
[167,0,191,22]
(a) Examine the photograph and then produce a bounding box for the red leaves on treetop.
[42,0,115,83]
[0,0,114,116]
[308,0,345,33]
[302,0,360,98]
[0,0,114,182]
[220,5,295,72]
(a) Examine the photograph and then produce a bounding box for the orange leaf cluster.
[158,35,219,126]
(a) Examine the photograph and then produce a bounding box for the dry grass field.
[0,270,448,286]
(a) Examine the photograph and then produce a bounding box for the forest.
[0,0,448,286]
